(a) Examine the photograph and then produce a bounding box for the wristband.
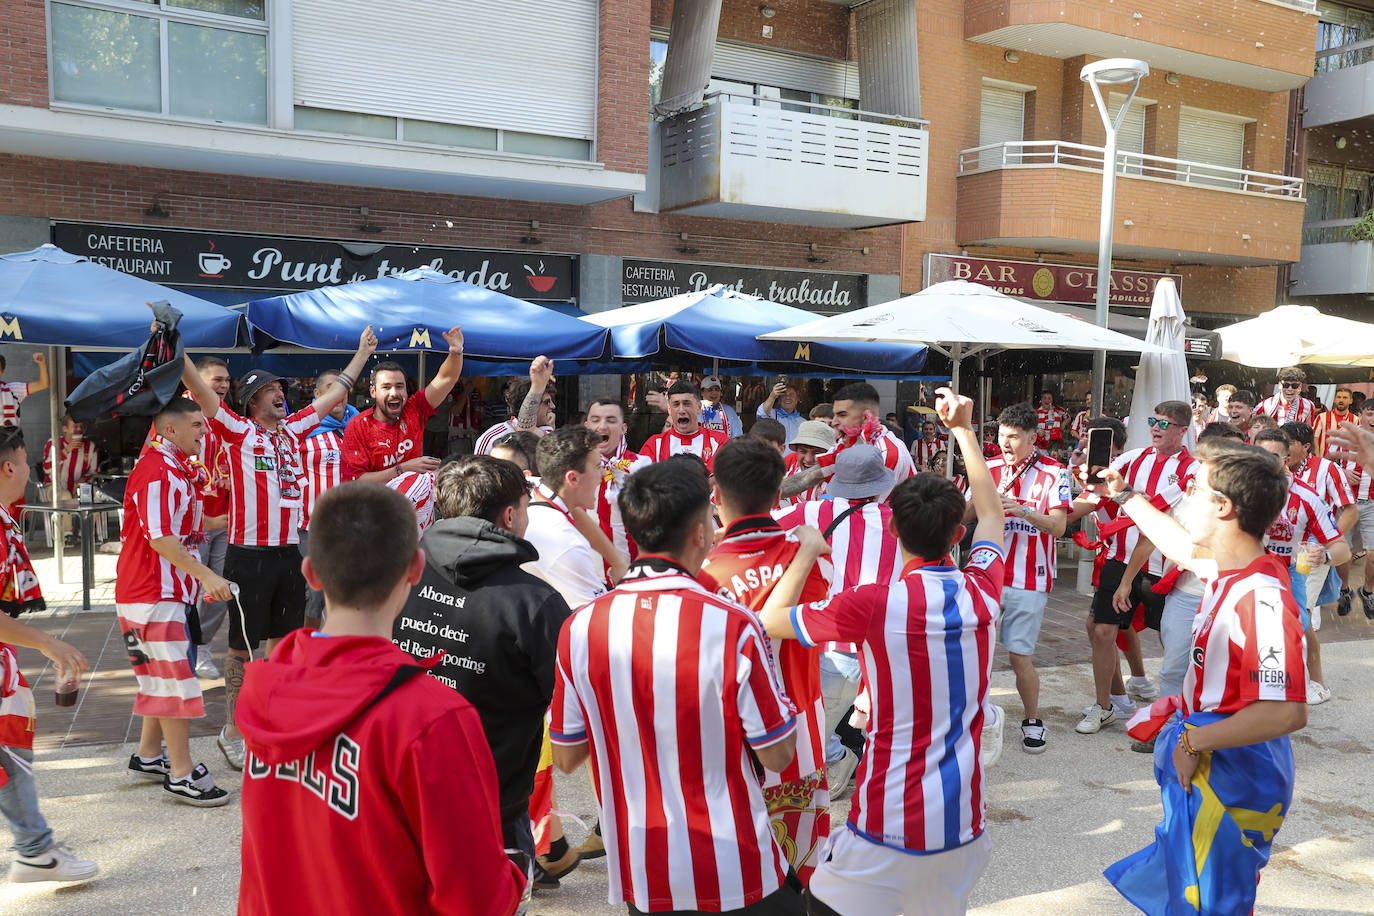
[1111,486,1136,506]
[1179,728,1200,757]
[335,371,356,390]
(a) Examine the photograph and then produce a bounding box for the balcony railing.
[1315,37,1374,73]
[658,91,930,226]
[958,140,1304,198]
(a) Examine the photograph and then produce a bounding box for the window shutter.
[1178,108,1246,187]
[711,40,861,100]
[292,0,598,140]
[979,85,1024,167]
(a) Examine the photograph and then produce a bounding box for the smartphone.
[1086,427,1112,484]
[777,374,788,388]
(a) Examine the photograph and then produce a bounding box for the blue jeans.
[820,650,862,765]
[1159,590,1203,698]
[0,747,52,856]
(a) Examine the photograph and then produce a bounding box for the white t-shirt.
[521,484,607,610]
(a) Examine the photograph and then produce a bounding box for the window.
[1316,1,1374,72]
[1177,108,1248,189]
[1303,162,1374,243]
[49,0,267,124]
[1108,93,1151,175]
[291,106,591,160]
[979,84,1026,168]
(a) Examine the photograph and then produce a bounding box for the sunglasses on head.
[1146,417,1174,430]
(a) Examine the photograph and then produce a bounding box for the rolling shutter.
[711,40,861,99]
[1108,92,1148,174]
[292,0,597,140]
[979,84,1024,167]
[1178,107,1246,188]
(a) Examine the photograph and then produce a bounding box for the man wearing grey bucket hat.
[775,444,903,800]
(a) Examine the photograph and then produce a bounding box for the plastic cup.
[54,677,78,708]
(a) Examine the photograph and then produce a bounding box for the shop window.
[50,0,267,125]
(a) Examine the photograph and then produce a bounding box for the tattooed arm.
[516,356,554,430]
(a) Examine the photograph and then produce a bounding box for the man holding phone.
[758,378,804,445]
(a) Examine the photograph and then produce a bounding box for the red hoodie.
[236,631,522,916]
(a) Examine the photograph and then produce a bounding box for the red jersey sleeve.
[407,389,438,424]
[209,403,251,443]
[548,617,587,746]
[401,703,525,916]
[963,540,1007,607]
[1234,584,1307,705]
[790,585,881,649]
[735,621,797,750]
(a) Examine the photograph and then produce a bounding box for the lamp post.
[1080,58,1149,420]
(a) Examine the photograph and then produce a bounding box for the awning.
[1038,302,1221,361]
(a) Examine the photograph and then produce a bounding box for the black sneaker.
[1020,718,1048,754]
[1338,587,1354,617]
[1131,736,1157,754]
[1362,589,1374,620]
[531,861,560,891]
[126,753,169,782]
[163,763,231,807]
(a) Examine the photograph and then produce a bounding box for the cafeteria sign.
[51,222,577,302]
[926,254,1181,309]
[623,258,866,314]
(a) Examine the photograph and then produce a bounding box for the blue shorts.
[1288,566,1311,632]
[999,587,1048,656]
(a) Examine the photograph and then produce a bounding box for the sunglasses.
[1146,417,1175,430]
[1281,382,1302,389]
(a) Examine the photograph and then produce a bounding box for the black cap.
[238,369,286,410]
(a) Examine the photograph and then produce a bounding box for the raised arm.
[182,354,220,419]
[758,524,830,637]
[778,464,824,499]
[423,326,465,409]
[1099,468,1197,567]
[516,356,553,429]
[937,388,1003,549]
[28,352,49,395]
[311,324,377,418]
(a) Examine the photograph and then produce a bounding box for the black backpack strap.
[358,664,426,717]
[822,501,868,542]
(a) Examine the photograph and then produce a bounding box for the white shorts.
[807,828,992,916]
[1304,569,1326,631]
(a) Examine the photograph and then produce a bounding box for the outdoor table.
[19,498,121,610]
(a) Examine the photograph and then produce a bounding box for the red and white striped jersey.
[639,427,729,470]
[1036,405,1068,446]
[0,381,28,428]
[1257,394,1318,427]
[1084,492,1132,564]
[209,403,320,547]
[817,427,916,498]
[549,561,797,912]
[773,498,901,595]
[1296,454,1355,511]
[116,441,204,605]
[1346,456,1374,501]
[298,430,343,531]
[1314,409,1355,460]
[1070,409,1091,441]
[388,470,436,535]
[447,386,485,438]
[594,449,651,562]
[1185,553,1306,715]
[779,452,827,508]
[703,516,834,787]
[42,437,98,495]
[1264,476,1341,567]
[1110,446,1196,576]
[473,419,554,456]
[910,437,941,472]
[790,541,1004,853]
[985,453,1072,592]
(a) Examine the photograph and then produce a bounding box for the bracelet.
[1179,728,1200,757]
[1111,486,1136,506]
[334,371,356,390]
[1019,504,1029,519]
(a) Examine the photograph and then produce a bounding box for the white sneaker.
[825,748,860,801]
[1112,697,1138,722]
[981,704,1005,768]
[217,727,245,771]
[194,655,220,679]
[1126,677,1160,703]
[1075,703,1117,734]
[11,844,99,884]
[1306,680,1332,705]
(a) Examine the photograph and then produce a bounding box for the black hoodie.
[394,516,571,844]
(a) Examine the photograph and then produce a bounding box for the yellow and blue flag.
[1105,710,1295,915]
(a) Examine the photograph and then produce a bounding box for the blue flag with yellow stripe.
[1105,711,1295,915]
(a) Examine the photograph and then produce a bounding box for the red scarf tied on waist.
[0,506,43,617]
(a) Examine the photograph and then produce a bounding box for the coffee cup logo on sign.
[198,242,232,278]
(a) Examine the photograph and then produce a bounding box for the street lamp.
[1081,58,1149,420]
